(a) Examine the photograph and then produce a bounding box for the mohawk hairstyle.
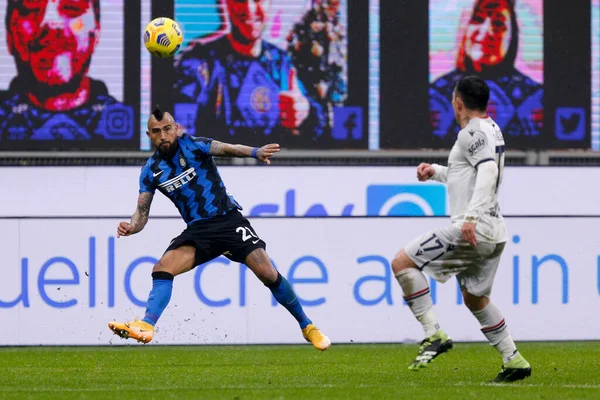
[152,104,164,121]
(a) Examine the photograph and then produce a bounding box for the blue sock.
[142,271,174,326]
[268,272,312,329]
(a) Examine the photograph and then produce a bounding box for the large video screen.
[429,0,544,147]
[171,0,369,149]
[0,0,140,150]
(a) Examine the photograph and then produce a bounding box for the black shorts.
[165,210,267,267]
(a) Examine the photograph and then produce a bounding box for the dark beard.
[14,61,88,101]
[158,140,179,159]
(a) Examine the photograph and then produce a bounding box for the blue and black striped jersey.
[139,134,241,224]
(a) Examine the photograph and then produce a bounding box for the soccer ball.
[143,17,184,58]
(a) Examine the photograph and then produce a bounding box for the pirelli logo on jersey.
[158,168,197,193]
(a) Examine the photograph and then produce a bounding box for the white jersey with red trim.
[447,116,507,243]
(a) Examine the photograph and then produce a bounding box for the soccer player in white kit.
[391,76,531,382]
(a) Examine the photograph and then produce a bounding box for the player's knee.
[152,259,172,274]
[259,269,278,286]
[245,248,278,285]
[152,260,189,277]
[391,250,415,274]
[462,289,490,311]
[152,247,195,276]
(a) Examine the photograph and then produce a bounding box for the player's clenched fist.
[117,222,136,238]
[279,68,310,130]
[417,163,436,181]
[257,143,281,165]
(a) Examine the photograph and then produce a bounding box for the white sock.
[496,337,520,363]
[417,309,440,338]
[395,268,440,337]
[471,301,518,363]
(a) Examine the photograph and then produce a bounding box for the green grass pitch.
[1,342,598,399]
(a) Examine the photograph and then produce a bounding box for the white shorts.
[404,225,505,297]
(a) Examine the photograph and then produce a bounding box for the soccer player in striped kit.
[108,105,330,351]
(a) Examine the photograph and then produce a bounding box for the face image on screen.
[429,0,543,144]
[172,0,352,148]
[0,0,136,150]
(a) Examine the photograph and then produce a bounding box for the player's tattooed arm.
[117,192,154,238]
[130,192,154,233]
[209,140,280,164]
[209,140,253,157]
[209,140,244,157]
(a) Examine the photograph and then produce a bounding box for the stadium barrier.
[1,217,598,345]
[3,166,600,217]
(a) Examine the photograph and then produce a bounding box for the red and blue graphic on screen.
[0,0,134,142]
[173,0,355,148]
[429,0,543,143]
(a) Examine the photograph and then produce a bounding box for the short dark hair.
[455,75,490,112]
[152,104,164,120]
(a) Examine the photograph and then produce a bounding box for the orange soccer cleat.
[302,324,331,351]
[108,319,154,344]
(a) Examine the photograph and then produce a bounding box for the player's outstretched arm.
[117,192,154,238]
[209,140,281,164]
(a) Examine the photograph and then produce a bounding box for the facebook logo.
[555,107,585,141]
[333,107,362,140]
[366,185,447,216]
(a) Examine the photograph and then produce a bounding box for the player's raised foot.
[408,329,453,370]
[491,353,532,383]
[302,324,331,351]
[108,319,154,344]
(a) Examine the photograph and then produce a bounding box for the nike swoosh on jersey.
[153,170,163,177]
